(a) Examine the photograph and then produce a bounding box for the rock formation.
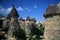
[7,6,20,40]
[43,2,60,40]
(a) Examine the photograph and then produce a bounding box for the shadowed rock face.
[43,4,60,18]
[0,15,7,40]
[7,5,19,19]
[0,20,3,28]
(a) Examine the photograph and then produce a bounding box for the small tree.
[13,28,26,40]
[30,23,44,40]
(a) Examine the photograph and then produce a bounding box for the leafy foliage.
[31,23,44,36]
[13,28,26,40]
[29,23,44,40]
[13,22,44,40]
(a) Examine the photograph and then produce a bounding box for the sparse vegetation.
[13,22,44,40]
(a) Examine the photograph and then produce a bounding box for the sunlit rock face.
[43,16,60,40]
[19,17,32,35]
[7,17,20,39]
[25,20,32,34]
[19,18,25,30]
[43,2,60,40]
[19,21,25,30]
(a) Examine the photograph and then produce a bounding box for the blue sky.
[0,0,60,22]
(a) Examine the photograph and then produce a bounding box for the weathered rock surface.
[43,16,60,40]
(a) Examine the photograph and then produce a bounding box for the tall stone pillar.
[7,5,20,40]
[43,3,60,40]
[43,16,60,40]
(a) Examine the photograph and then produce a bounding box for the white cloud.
[17,7,24,11]
[57,2,60,8]
[0,5,24,16]
[6,7,12,14]
[0,6,5,13]
[6,7,12,12]
[34,5,37,8]
[57,2,60,6]
[0,8,6,12]
[0,5,12,16]
[25,8,31,11]
[0,6,6,14]
[57,2,60,10]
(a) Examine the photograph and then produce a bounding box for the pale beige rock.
[43,16,60,40]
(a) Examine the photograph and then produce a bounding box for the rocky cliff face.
[7,17,20,40]
[43,2,60,40]
[43,15,60,40]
